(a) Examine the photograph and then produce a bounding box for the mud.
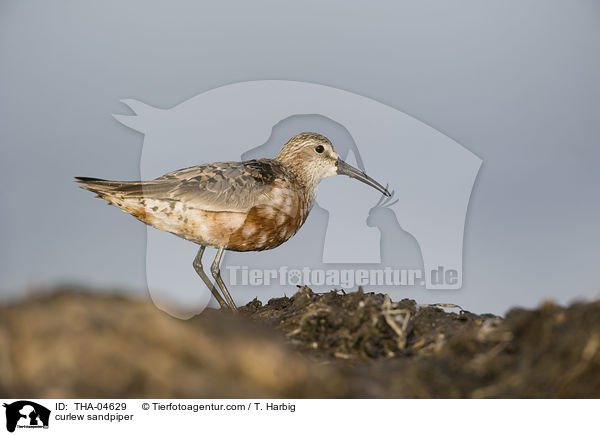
[1,286,598,398]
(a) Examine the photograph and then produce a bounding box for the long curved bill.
[336,159,391,197]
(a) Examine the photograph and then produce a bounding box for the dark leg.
[193,246,228,309]
[211,246,238,312]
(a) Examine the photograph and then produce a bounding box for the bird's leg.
[193,246,229,310]
[211,246,238,312]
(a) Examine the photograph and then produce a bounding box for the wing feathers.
[75,159,294,213]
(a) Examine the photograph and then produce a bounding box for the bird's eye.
[315,145,324,153]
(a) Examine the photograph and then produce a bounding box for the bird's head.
[275,132,390,196]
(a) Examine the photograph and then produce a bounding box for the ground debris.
[242,286,490,361]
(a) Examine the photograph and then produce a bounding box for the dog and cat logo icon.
[3,401,50,432]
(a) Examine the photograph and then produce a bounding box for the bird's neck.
[275,157,321,199]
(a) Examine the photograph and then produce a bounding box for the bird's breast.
[225,186,312,251]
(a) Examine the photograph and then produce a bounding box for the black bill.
[336,159,391,197]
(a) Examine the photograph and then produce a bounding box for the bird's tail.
[75,176,158,223]
[75,175,158,206]
[75,177,133,204]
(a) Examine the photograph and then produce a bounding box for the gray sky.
[1,0,599,315]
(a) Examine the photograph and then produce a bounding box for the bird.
[76,132,390,311]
